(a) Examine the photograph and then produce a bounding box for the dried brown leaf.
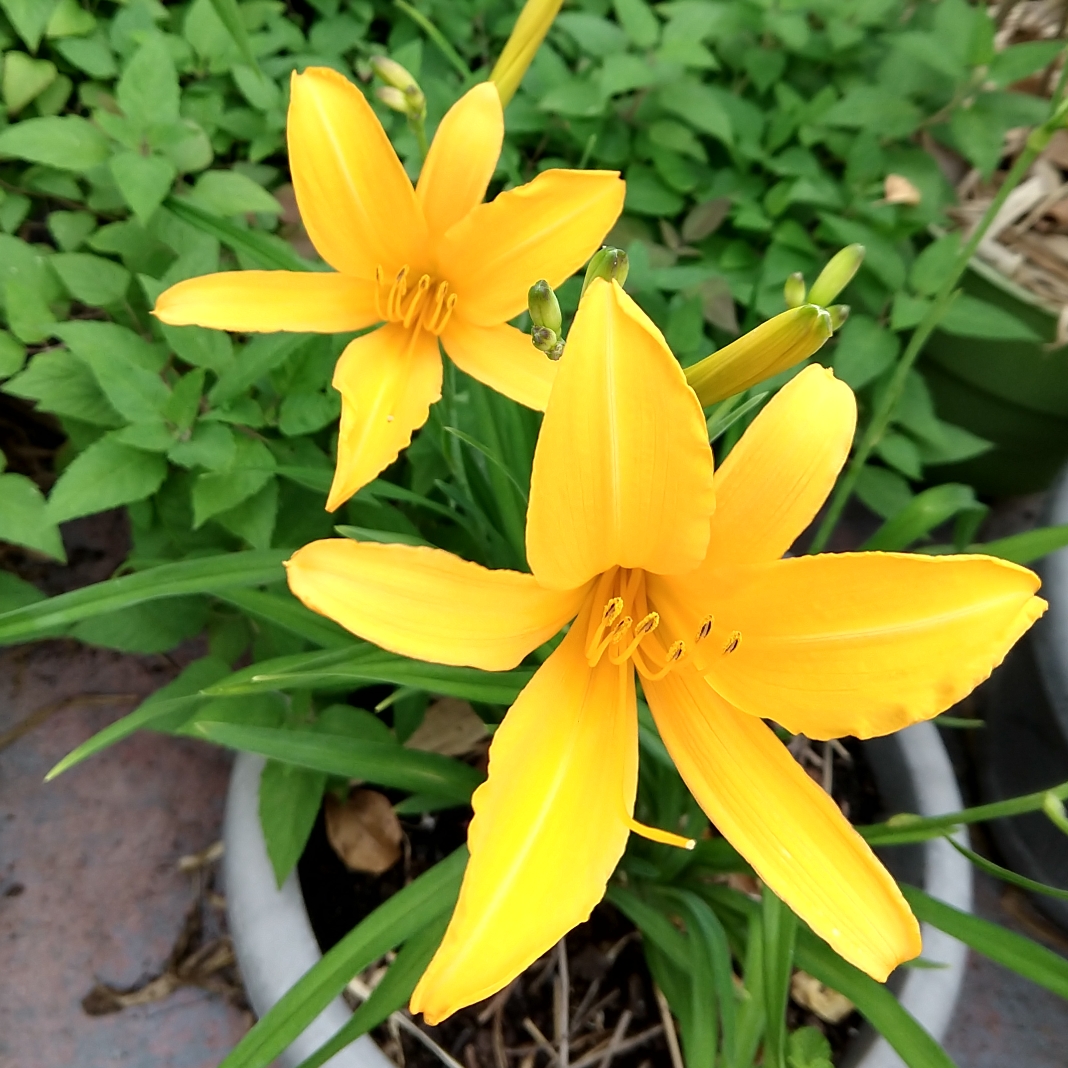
[790,970,854,1023]
[883,174,922,205]
[405,698,488,757]
[325,788,404,874]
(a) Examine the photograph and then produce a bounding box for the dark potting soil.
[296,738,884,1067]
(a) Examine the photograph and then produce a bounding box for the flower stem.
[808,84,1068,554]
[393,0,471,80]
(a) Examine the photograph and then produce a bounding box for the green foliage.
[1,3,1065,1065]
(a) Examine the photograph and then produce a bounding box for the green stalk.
[394,0,471,80]
[809,88,1068,553]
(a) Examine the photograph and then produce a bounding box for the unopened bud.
[528,279,562,335]
[783,272,806,309]
[371,57,426,123]
[531,325,565,360]
[808,244,865,308]
[581,247,629,296]
[827,304,850,331]
[685,304,833,406]
[371,55,420,93]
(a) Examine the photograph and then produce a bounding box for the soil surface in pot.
[297,741,882,1067]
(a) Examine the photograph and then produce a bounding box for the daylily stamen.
[402,274,432,329]
[374,266,459,337]
[626,816,695,851]
[695,614,714,642]
[609,611,659,664]
[639,639,687,681]
[723,630,742,655]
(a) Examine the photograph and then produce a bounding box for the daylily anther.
[154,69,623,509]
[286,279,1044,1023]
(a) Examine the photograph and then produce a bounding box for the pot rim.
[223,721,971,1068]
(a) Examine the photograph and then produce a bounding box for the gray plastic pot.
[224,723,971,1068]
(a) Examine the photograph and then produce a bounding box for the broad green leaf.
[54,319,166,373]
[293,913,449,1068]
[614,0,659,47]
[0,331,27,377]
[192,435,276,526]
[832,315,899,391]
[902,885,1068,1000]
[932,524,1068,565]
[939,293,1040,341]
[71,595,209,654]
[0,550,287,644]
[195,721,483,802]
[45,0,94,37]
[0,570,45,612]
[556,12,628,56]
[50,252,131,306]
[169,421,237,471]
[259,759,326,887]
[45,655,233,778]
[988,40,1064,87]
[855,464,913,521]
[110,151,177,224]
[55,32,117,78]
[47,210,96,252]
[47,435,167,524]
[215,478,278,549]
[0,115,109,170]
[117,33,180,129]
[206,0,259,67]
[3,348,122,427]
[188,170,282,217]
[820,85,922,138]
[218,848,465,1068]
[2,52,57,113]
[164,197,314,272]
[659,79,733,147]
[210,333,311,406]
[910,234,961,297]
[0,472,64,560]
[788,1027,834,1068]
[861,483,978,552]
[819,214,906,290]
[0,0,59,50]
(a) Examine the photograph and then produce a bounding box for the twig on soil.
[654,986,684,1068]
[570,1022,662,1068]
[522,1017,560,1064]
[594,1009,631,1068]
[822,740,834,794]
[350,977,466,1068]
[555,940,570,1067]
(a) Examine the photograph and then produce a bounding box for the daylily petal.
[441,317,556,411]
[644,666,920,981]
[327,324,442,510]
[153,271,378,333]
[411,607,636,1023]
[288,67,427,279]
[417,82,503,239]
[437,169,624,326]
[527,280,715,590]
[286,539,585,670]
[705,552,1046,740]
[706,364,856,567]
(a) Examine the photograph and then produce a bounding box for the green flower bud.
[528,279,562,335]
[581,247,629,296]
[531,325,564,360]
[371,56,426,123]
[827,304,850,332]
[370,55,420,94]
[807,244,865,308]
[783,272,806,309]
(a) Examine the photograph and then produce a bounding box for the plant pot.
[984,464,1068,931]
[920,259,1068,497]
[223,724,971,1068]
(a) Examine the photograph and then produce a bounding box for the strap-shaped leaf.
[0,550,287,643]
[902,885,1068,1000]
[220,848,466,1068]
[195,721,483,803]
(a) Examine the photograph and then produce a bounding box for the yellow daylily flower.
[286,280,1045,1023]
[154,69,624,510]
